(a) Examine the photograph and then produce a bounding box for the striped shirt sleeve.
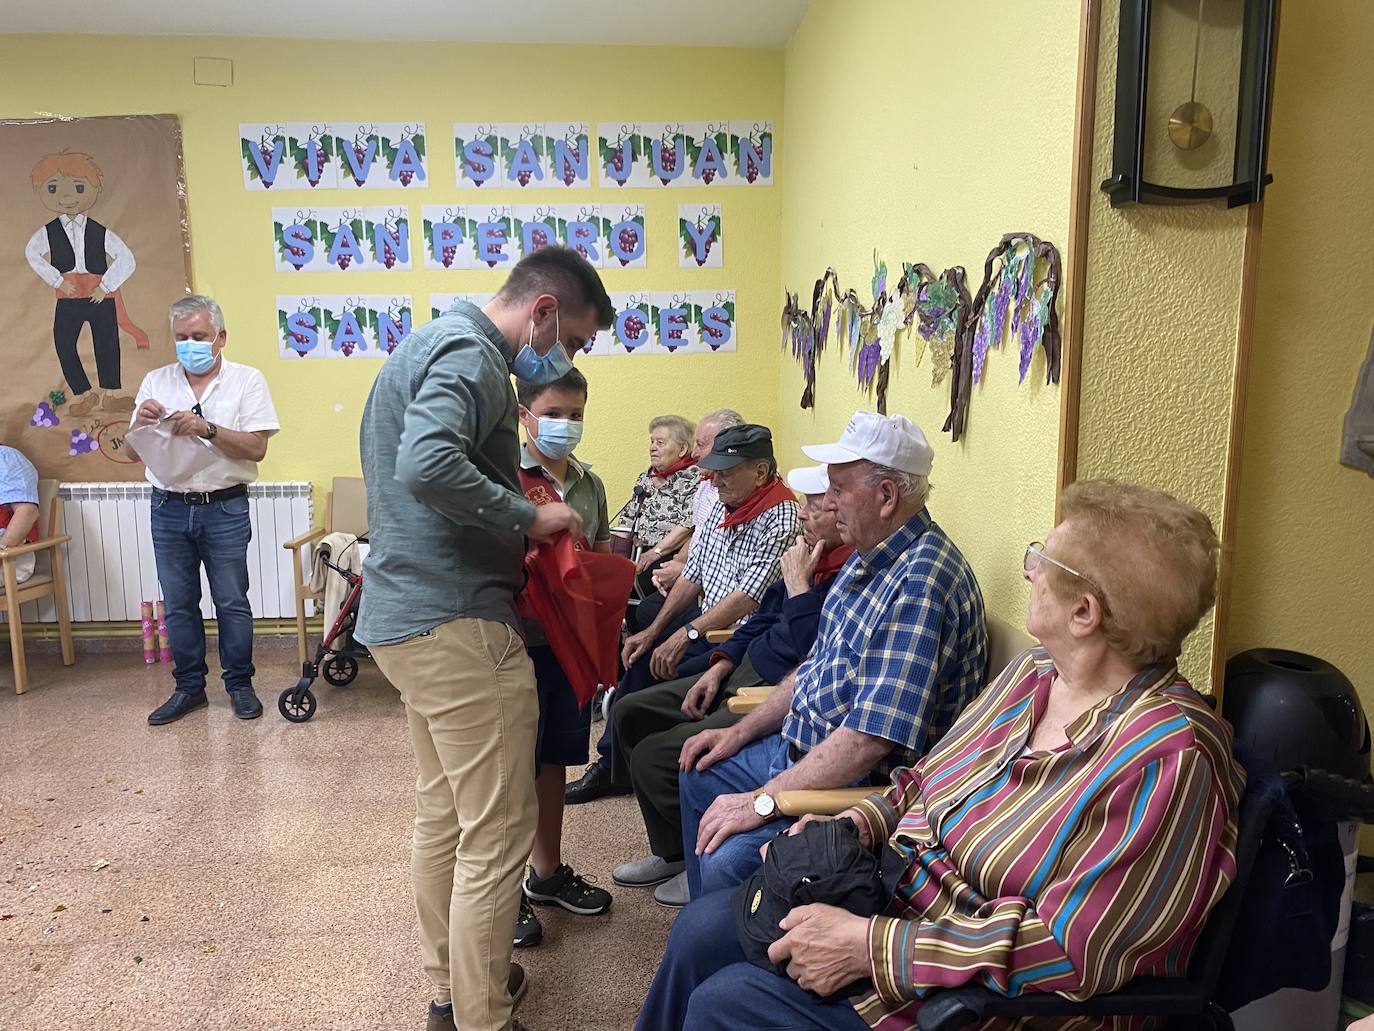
[866,745,1234,1003]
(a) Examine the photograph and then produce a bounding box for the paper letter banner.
[730,121,773,185]
[244,122,426,190]
[589,292,735,358]
[276,208,412,272]
[454,123,501,189]
[548,122,592,188]
[421,205,475,270]
[4,114,192,480]
[428,293,495,322]
[678,204,723,268]
[606,292,658,355]
[278,295,413,359]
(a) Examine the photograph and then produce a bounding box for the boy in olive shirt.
[513,368,614,947]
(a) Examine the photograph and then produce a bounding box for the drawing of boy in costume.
[24,150,148,416]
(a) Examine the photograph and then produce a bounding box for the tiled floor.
[1,639,674,1030]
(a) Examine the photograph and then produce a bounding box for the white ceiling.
[6,0,810,47]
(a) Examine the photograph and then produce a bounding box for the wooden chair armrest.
[1,534,72,559]
[727,695,764,714]
[734,685,777,698]
[775,788,874,817]
[705,629,733,644]
[283,526,327,551]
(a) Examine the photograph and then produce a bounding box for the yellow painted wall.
[1227,6,1374,703]
[774,0,1079,628]
[0,34,784,512]
[1075,0,1248,687]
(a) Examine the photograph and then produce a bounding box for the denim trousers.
[150,491,255,694]
[633,887,869,1031]
[680,733,797,897]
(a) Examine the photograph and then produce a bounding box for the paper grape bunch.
[530,227,550,250]
[617,226,640,266]
[657,142,678,185]
[467,141,494,184]
[350,143,370,187]
[260,144,278,188]
[484,227,507,268]
[70,430,99,455]
[622,314,645,343]
[300,146,326,187]
[561,146,581,186]
[31,402,59,428]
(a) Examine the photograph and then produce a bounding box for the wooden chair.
[283,477,367,665]
[1,479,75,695]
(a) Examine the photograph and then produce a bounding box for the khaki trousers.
[371,617,538,1031]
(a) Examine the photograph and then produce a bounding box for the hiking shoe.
[424,964,526,1030]
[524,863,612,915]
[612,855,686,888]
[514,895,542,948]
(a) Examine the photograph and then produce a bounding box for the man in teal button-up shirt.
[358,247,613,1031]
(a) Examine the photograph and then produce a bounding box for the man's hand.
[679,725,744,773]
[781,538,824,597]
[787,807,871,849]
[166,410,206,437]
[132,399,166,429]
[767,904,872,996]
[696,791,767,856]
[89,287,108,305]
[652,559,684,595]
[622,628,655,668]
[58,279,78,297]
[681,661,733,720]
[649,627,690,680]
[527,501,583,543]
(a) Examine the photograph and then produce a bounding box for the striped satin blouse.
[849,648,1245,1031]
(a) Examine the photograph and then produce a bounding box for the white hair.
[861,461,931,506]
[168,294,225,335]
[700,408,745,431]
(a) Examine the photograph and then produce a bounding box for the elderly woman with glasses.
[636,479,1245,1031]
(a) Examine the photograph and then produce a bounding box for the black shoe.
[147,691,208,726]
[525,863,613,915]
[563,762,628,805]
[509,962,528,1008]
[424,965,526,1030]
[228,687,263,720]
[514,895,543,948]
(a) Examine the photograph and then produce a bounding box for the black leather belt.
[788,743,805,763]
[154,484,247,505]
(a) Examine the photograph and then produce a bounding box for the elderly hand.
[649,627,690,680]
[622,628,655,668]
[132,399,166,429]
[767,904,872,996]
[652,559,684,595]
[681,661,733,720]
[787,807,872,849]
[780,538,824,597]
[166,410,206,437]
[696,791,767,856]
[679,725,744,773]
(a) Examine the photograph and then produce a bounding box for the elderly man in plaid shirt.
[677,411,987,898]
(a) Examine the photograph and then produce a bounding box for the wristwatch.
[652,546,664,557]
[202,420,218,440]
[753,790,778,819]
[685,624,701,642]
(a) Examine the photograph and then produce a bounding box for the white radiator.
[6,481,314,625]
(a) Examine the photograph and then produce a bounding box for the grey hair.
[862,461,931,506]
[168,294,225,335]
[649,414,696,451]
[700,408,745,431]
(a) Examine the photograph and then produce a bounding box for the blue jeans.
[150,491,255,695]
[680,733,796,897]
[634,887,869,1031]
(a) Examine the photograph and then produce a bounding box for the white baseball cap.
[785,465,829,496]
[802,411,934,476]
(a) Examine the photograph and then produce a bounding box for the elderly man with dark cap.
[567,424,799,804]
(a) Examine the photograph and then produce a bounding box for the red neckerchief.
[0,505,39,545]
[651,454,697,480]
[814,543,853,584]
[518,466,590,551]
[718,477,796,530]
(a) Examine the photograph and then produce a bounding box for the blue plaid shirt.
[781,509,987,777]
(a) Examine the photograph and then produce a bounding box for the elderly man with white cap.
[675,410,988,898]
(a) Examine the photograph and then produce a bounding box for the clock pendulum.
[1168,0,1215,150]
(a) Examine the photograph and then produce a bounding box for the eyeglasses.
[1024,542,1110,612]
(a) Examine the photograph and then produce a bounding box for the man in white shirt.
[25,151,146,418]
[124,295,280,725]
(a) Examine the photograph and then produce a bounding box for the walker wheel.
[322,654,360,687]
[278,687,317,723]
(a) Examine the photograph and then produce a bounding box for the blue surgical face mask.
[533,417,584,460]
[175,339,217,374]
[512,309,573,385]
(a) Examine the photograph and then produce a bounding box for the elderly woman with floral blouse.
[636,479,1245,1031]
[616,414,701,567]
